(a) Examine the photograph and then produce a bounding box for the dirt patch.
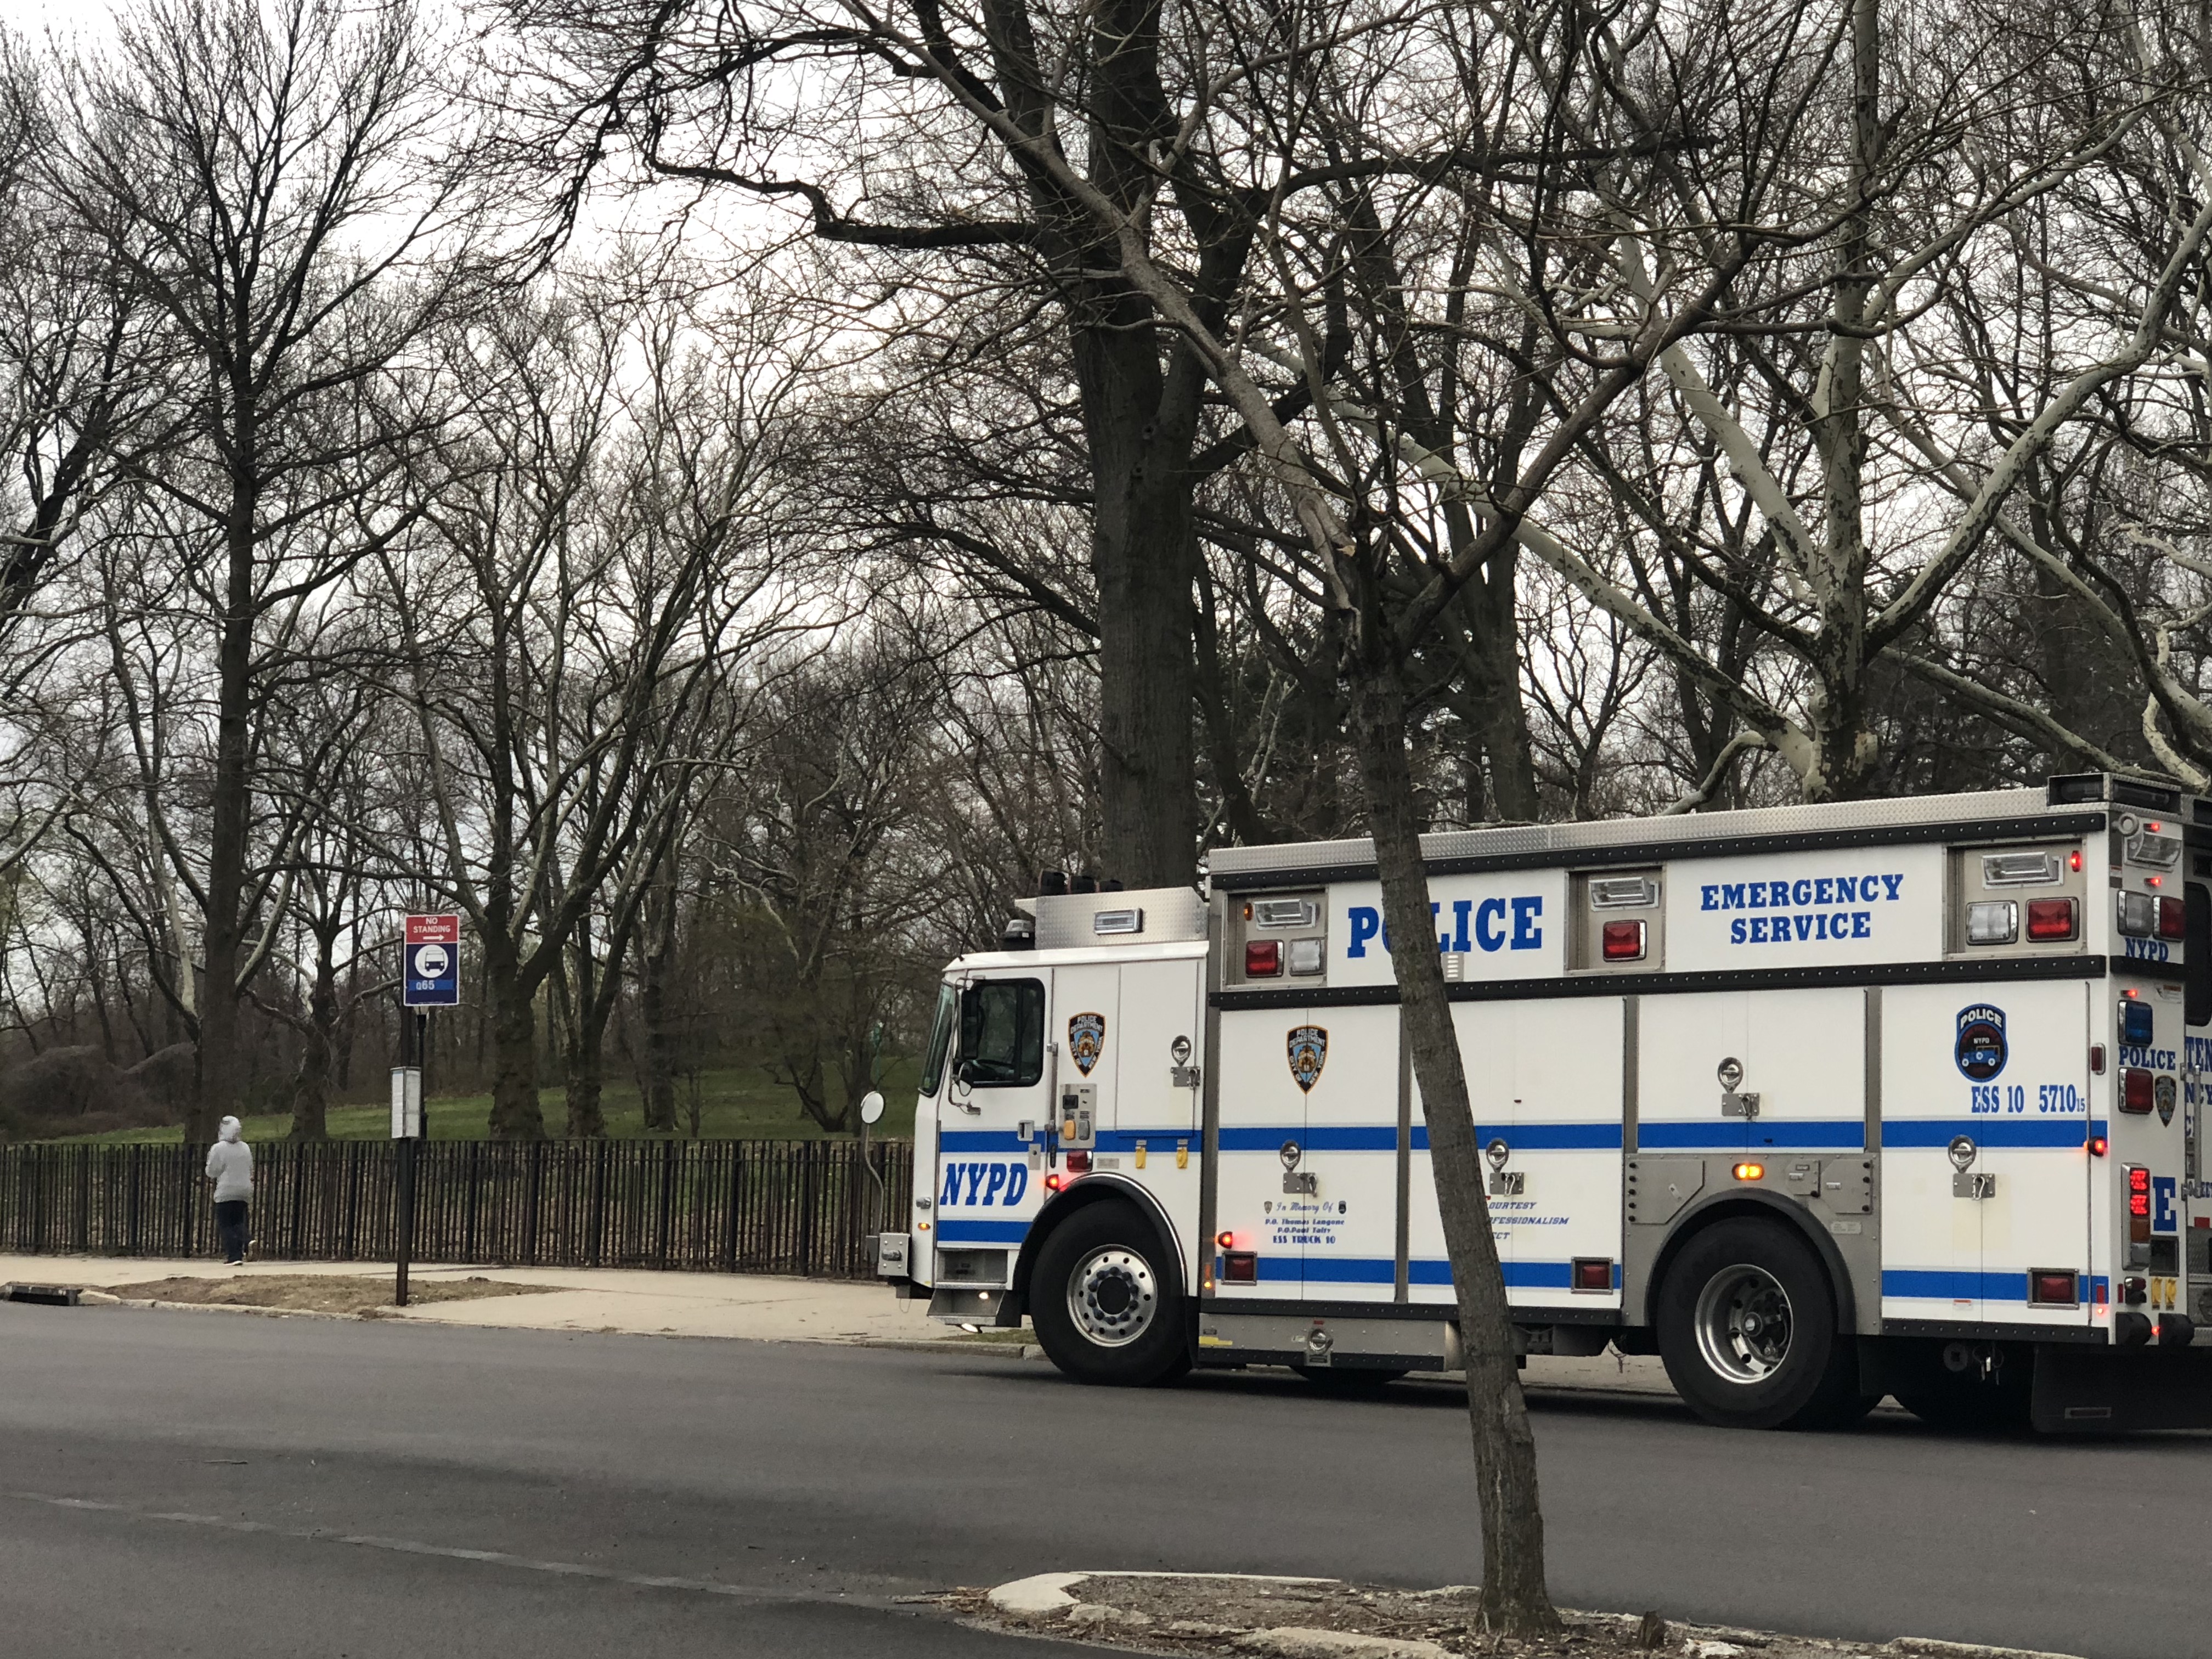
[108,1274,555,1317]
[955,1574,2079,1659]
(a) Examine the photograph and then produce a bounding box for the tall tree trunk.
[1076,326,1201,887]
[639,866,678,1133]
[1466,577,1539,822]
[1804,0,1881,803]
[193,499,258,1144]
[565,1025,605,1137]
[1348,652,1558,1635]
[290,934,337,1139]
[562,919,606,1137]
[484,946,544,1138]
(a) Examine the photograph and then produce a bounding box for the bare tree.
[38,0,484,1139]
[391,278,804,1137]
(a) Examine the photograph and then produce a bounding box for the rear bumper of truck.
[2029,1343,2212,1431]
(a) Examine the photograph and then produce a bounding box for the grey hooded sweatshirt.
[205,1117,253,1202]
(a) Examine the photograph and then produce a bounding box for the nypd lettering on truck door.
[938,1160,1029,1207]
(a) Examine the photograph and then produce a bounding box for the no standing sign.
[403,913,461,1007]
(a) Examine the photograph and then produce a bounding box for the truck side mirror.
[860,1090,885,1125]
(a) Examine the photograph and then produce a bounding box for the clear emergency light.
[1966,901,2017,945]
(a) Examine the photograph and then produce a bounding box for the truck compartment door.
[1294,1003,1401,1301]
[1214,1008,1308,1298]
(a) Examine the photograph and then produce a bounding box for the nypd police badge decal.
[1286,1025,1329,1093]
[1955,1005,2007,1081]
[1068,1013,1105,1076]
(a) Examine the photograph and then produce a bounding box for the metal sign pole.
[396,911,459,1309]
[394,1007,414,1307]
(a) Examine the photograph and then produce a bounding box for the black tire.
[1293,1365,1408,1390]
[1028,1200,1190,1386]
[1655,1218,1862,1431]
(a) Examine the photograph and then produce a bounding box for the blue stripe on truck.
[1637,1119,1866,1150]
[1222,1123,1625,1153]
[1254,1258,1618,1290]
[1879,1118,2106,1148]
[932,1221,1031,1244]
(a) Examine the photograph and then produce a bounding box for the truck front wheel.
[1029,1200,1190,1386]
[1656,1218,1870,1430]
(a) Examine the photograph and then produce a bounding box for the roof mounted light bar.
[2045,772,2185,815]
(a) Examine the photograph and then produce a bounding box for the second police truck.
[881,774,2212,1431]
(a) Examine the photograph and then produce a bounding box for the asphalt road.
[2,1305,2202,1659]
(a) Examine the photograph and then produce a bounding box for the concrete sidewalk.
[0,1251,1680,1396]
[0,1254,964,1345]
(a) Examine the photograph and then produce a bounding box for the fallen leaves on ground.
[105,1274,555,1317]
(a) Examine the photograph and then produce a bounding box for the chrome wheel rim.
[1067,1244,1158,1347]
[1693,1263,1794,1384]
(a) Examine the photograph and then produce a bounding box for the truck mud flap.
[2032,1344,2212,1432]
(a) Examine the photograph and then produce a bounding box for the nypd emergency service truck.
[879,774,2212,1431]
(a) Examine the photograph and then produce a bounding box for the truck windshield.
[919,983,957,1097]
[958,979,1046,1086]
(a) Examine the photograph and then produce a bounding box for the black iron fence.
[0,1138,913,1278]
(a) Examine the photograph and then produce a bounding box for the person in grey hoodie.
[205,1116,253,1266]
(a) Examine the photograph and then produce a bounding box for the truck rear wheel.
[1656,1218,1866,1431]
[1029,1201,1190,1386]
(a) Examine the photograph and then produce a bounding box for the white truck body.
[887,775,2212,1430]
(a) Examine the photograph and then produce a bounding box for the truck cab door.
[933,975,1049,1272]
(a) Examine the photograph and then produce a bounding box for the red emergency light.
[2127,1165,2152,1245]
[2025,898,2076,941]
[1245,940,1281,977]
[2029,1272,2077,1306]
[2123,1068,2155,1113]
[2159,896,2187,940]
[1600,920,1646,962]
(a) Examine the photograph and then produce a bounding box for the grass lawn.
[57,1060,918,1146]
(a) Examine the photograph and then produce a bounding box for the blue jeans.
[214,1200,250,1264]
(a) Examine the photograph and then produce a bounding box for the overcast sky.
[1,0,114,43]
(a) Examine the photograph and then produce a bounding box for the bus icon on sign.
[403,915,461,1007]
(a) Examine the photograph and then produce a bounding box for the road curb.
[979,1573,2090,1659]
[112,1297,365,1321]
[851,1338,1046,1359]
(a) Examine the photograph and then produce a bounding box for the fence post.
[723,1142,743,1272]
[524,1140,543,1266]
[587,1138,607,1268]
[656,1137,675,1271]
